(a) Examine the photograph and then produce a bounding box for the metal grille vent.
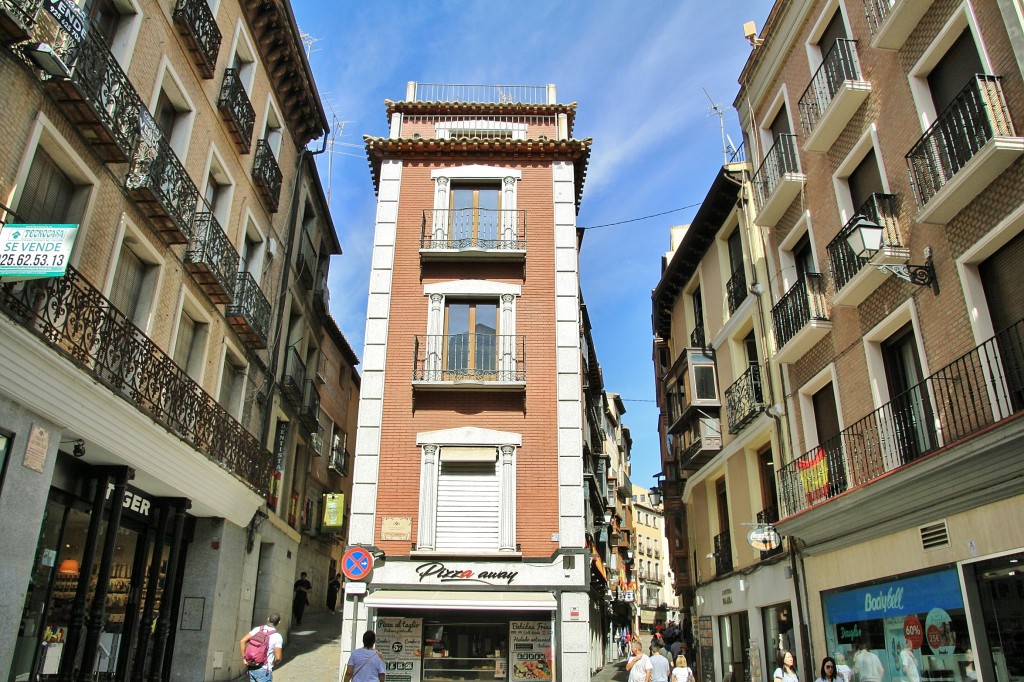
[920,520,950,551]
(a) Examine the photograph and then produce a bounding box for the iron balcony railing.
[413,333,526,383]
[402,114,559,141]
[420,208,526,250]
[827,193,901,292]
[0,0,42,39]
[799,39,864,136]
[907,75,1016,207]
[312,267,329,316]
[410,82,550,104]
[726,364,766,434]
[714,531,733,576]
[726,265,747,314]
[778,318,1024,517]
[185,210,240,305]
[329,444,348,476]
[756,506,785,559]
[218,68,255,153]
[252,139,282,212]
[690,326,706,349]
[771,273,829,351]
[299,380,320,432]
[295,229,316,290]
[728,140,747,164]
[862,0,895,35]
[172,0,221,79]
[309,426,324,456]
[753,134,801,211]
[282,348,306,407]
[226,271,270,349]
[126,111,199,245]
[0,267,271,494]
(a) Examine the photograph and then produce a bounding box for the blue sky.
[291,1,774,491]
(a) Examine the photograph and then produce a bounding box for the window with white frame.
[416,427,520,554]
[429,166,520,248]
[202,149,234,226]
[81,0,142,67]
[151,65,195,157]
[228,21,258,92]
[218,348,246,418]
[108,228,161,330]
[172,301,209,381]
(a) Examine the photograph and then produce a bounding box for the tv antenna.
[299,30,321,58]
[703,87,736,165]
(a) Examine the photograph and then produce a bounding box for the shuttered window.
[980,229,1024,334]
[109,244,145,321]
[19,148,75,224]
[435,460,499,551]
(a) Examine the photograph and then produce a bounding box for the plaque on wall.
[381,516,412,541]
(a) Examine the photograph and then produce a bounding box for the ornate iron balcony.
[690,325,706,349]
[726,265,747,314]
[413,333,526,383]
[753,134,801,210]
[45,25,144,163]
[312,268,329,317]
[126,112,199,245]
[827,193,901,292]
[295,229,316,290]
[0,266,271,494]
[282,348,306,407]
[185,210,240,305]
[421,208,527,251]
[771,273,829,351]
[309,426,324,456]
[1,0,42,42]
[778,317,1024,518]
[907,75,1015,207]
[714,530,733,576]
[726,364,766,434]
[226,271,270,349]
[299,380,320,433]
[799,39,863,136]
[252,139,282,212]
[173,0,221,79]
[218,68,255,153]
[329,445,348,476]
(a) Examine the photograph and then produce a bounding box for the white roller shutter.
[435,461,499,551]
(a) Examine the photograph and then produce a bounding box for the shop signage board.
[322,493,345,530]
[370,555,583,587]
[377,616,422,682]
[43,0,87,43]
[822,569,963,623]
[509,621,552,681]
[0,224,78,281]
[697,615,714,682]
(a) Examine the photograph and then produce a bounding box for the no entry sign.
[342,547,374,581]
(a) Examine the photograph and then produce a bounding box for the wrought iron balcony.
[226,271,270,349]
[714,531,733,576]
[799,39,870,152]
[185,210,240,305]
[778,318,1024,519]
[282,347,306,407]
[0,266,271,494]
[295,229,316,290]
[771,273,830,363]
[172,0,221,79]
[126,112,199,245]
[218,68,255,153]
[906,75,1022,224]
[252,139,282,212]
[0,0,41,42]
[44,25,143,163]
[690,326,706,349]
[312,267,329,316]
[756,506,784,559]
[753,134,804,226]
[299,380,320,432]
[827,193,903,304]
[309,425,324,456]
[726,364,766,434]
[420,208,526,255]
[329,444,348,476]
[726,265,747,315]
[863,0,934,50]
[413,333,526,386]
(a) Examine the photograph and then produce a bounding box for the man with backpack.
[240,612,283,681]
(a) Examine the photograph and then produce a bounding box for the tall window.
[19,149,76,224]
[882,324,934,462]
[450,184,499,246]
[108,242,157,328]
[219,351,245,418]
[173,309,207,380]
[445,300,498,378]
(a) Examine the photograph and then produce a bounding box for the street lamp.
[649,486,662,506]
[845,215,939,293]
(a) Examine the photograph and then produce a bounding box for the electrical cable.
[579,202,703,230]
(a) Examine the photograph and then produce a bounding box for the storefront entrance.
[962,551,1024,682]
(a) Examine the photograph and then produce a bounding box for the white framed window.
[149,59,196,159]
[80,0,143,69]
[104,215,164,332]
[756,86,796,159]
[429,166,521,245]
[217,345,247,418]
[201,146,235,227]
[831,125,890,221]
[171,293,211,382]
[797,364,844,453]
[777,211,821,293]
[227,19,258,92]
[803,0,852,73]
[260,98,284,157]
[239,212,266,280]
[415,427,521,554]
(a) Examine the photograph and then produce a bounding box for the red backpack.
[244,626,274,668]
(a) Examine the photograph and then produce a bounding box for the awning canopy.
[364,590,556,611]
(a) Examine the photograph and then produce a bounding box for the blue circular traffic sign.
[342,547,373,581]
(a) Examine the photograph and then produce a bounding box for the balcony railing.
[0,0,42,41]
[126,111,199,245]
[252,139,282,212]
[863,0,934,50]
[778,318,1024,517]
[218,68,255,153]
[299,380,320,432]
[726,265,747,314]
[753,134,801,213]
[413,334,526,383]
[0,266,271,494]
[863,0,895,33]
[295,229,316,290]
[402,114,559,141]
[798,39,864,137]
[309,426,324,456]
[907,75,1016,208]
[410,82,551,104]
[185,210,240,305]
[690,326,706,349]
[827,193,901,292]
[312,267,329,316]
[172,0,221,79]
[726,364,766,434]
[282,348,306,407]
[772,273,829,351]
[46,25,144,163]
[420,208,526,251]
[756,506,784,559]
[329,445,348,476]
[714,531,733,575]
[226,271,270,349]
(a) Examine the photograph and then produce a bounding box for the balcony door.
[812,382,847,495]
[451,185,499,247]
[847,149,884,214]
[882,324,935,464]
[927,29,984,116]
[980,230,1024,411]
[444,300,498,379]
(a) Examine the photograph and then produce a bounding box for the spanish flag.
[797,447,830,504]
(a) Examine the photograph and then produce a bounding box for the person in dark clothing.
[326,574,341,613]
[292,571,312,625]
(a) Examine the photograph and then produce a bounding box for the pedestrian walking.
[671,654,694,682]
[292,571,312,625]
[854,642,885,682]
[900,640,921,682]
[344,630,386,682]
[627,640,654,682]
[774,650,799,682]
[815,657,839,682]
[650,643,671,682]
[240,612,283,681]
[326,573,341,613]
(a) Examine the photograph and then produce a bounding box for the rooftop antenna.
[299,30,321,59]
[703,87,734,165]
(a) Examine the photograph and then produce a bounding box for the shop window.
[720,611,751,682]
[762,603,795,663]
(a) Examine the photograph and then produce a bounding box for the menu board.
[698,616,714,682]
[509,621,553,681]
[377,617,422,682]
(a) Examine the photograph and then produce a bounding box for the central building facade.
[341,82,598,680]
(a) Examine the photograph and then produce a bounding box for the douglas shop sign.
[416,561,519,585]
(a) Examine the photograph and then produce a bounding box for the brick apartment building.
[340,81,612,680]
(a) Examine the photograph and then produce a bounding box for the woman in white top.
[774,650,799,682]
[672,654,694,682]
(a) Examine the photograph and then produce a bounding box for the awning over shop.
[364,590,557,611]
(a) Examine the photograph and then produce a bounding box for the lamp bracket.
[875,260,938,293]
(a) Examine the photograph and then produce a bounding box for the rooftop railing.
[409,83,551,104]
[401,114,559,140]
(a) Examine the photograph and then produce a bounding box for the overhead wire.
[578,202,703,230]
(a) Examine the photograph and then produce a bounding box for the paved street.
[269,607,628,681]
